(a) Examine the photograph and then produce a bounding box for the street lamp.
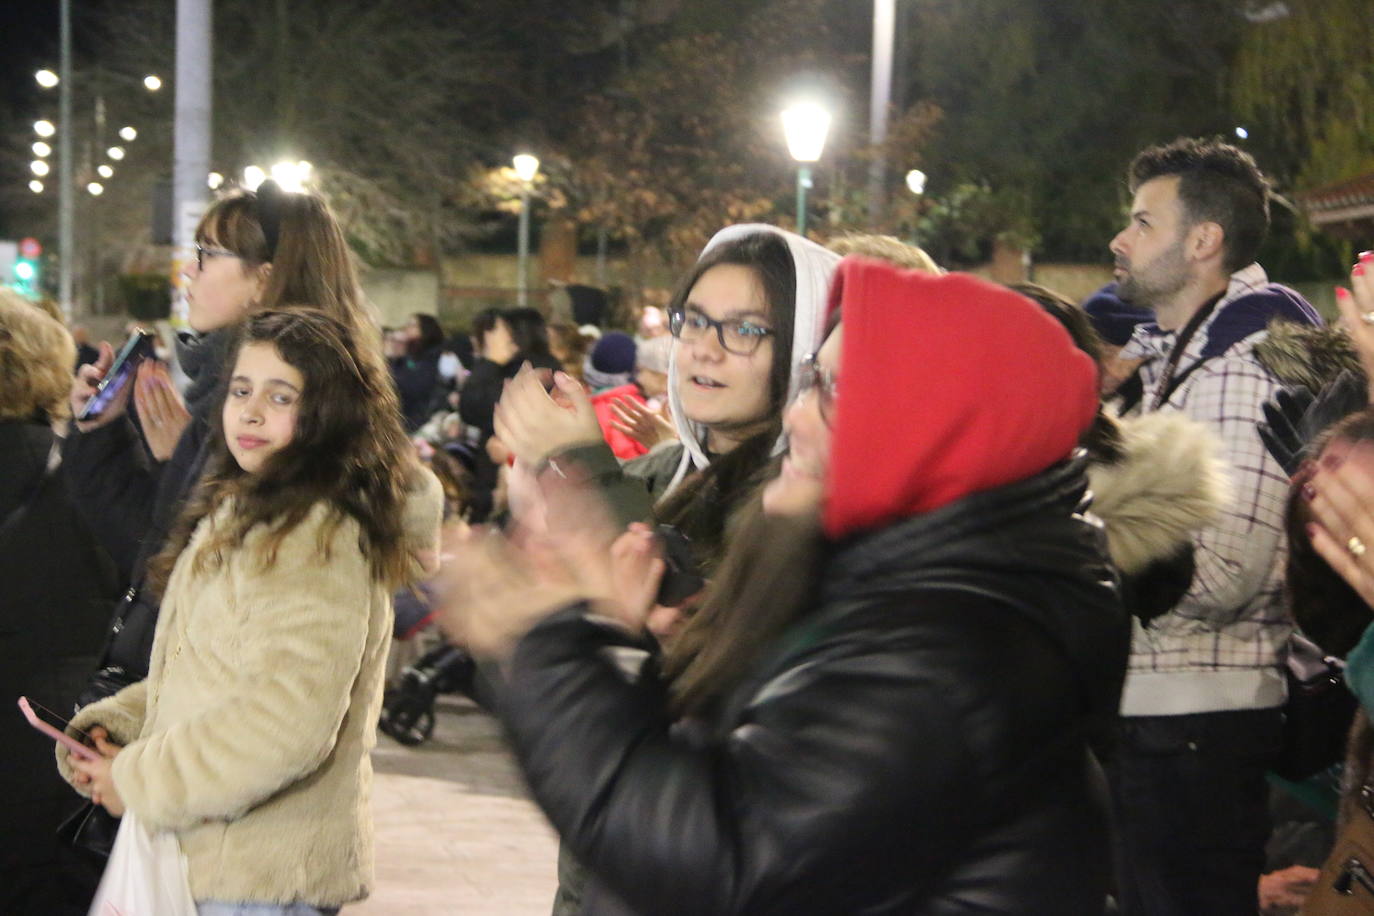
[905,169,927,245]
[512,153,540,307]
[35,69,59,89]
[781,101,831,237]
[270,160,313,192]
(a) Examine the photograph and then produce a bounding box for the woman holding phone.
[59,309,442,915]
[63,181,396,709]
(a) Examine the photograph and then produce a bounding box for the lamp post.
[512,153,540,307]
[781,102,831,238]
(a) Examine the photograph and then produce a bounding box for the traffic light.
[13,256,39,295]
[13,237,42,296]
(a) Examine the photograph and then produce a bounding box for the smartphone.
[78,328,155,421]
[654,524,706,607]
[18,696,98,761]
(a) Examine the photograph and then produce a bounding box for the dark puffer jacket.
[498,458,1129,915]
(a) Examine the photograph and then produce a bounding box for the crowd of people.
[4,135,1374,915]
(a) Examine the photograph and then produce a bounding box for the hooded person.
[437,259,1132,914]
[494,223,841,570]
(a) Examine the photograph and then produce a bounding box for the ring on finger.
[1350,536,1368,558]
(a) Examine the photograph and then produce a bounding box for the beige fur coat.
[59,469,442,906]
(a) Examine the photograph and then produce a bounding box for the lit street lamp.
[512,153,540,307]
[905,169,927,245]
[781,101,831,237]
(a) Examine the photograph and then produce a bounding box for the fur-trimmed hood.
[1254,319,1363,392]
[1088,411,1231,575]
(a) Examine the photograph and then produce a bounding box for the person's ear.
[1189,221,1225,263]
[252,262,273,299]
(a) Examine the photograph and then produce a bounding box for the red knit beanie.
[822,259,1099,540]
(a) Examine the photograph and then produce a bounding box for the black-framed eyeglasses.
[797,351,838,425]
[668,306,775,356]
[195,243,240,271]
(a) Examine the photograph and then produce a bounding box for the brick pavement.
[352,696,560,915]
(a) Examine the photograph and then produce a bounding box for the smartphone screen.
[79,329,154,421]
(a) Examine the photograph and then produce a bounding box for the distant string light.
[119,126,138,142]
[97,164,114,178]
[31,160,50,177]
[34,120,56,138]
[87,182,104,196]
[35,69,59,88]
[29,180,44,194]
[143,75,162,91]
[32,141,52,157]
[107,146,126,161]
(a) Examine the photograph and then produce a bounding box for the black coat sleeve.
[60,417,162,580]
[499,604,974,915]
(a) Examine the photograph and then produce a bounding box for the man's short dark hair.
[1128,137,1270,273]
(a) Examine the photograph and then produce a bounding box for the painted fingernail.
[1356,265,1366,277]
[1301,482,1317,501]
[1361,251,1374,262]
[1337,287,1351,299]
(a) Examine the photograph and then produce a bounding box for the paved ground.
[353,695,560,915]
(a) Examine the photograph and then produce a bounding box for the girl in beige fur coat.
[60,309,442,915]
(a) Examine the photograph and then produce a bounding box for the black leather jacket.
[498,459,1129,915]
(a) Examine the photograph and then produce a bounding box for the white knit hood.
[663,224,842,496]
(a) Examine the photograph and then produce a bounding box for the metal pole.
[173,0,213,319]
[58,0,74,318]
[796,166,811,238]
[867,0,895,228]
[517,187,531,307]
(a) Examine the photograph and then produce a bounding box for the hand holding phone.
[18,696,99,761]
[74,329,154,426]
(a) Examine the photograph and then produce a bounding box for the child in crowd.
[60,309,442,916]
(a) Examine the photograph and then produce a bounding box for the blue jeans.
[197,903,339,916]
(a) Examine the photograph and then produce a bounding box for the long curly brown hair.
[147,308,415,592]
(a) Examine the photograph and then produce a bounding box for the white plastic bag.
[88,810,198,916]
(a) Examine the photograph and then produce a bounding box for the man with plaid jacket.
[1104,137,1321,916]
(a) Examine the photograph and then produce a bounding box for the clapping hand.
[134,360,191,461]
[610,397,676,451]
[494,364,604,466]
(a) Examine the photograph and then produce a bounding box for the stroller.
[378,582,478,746]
